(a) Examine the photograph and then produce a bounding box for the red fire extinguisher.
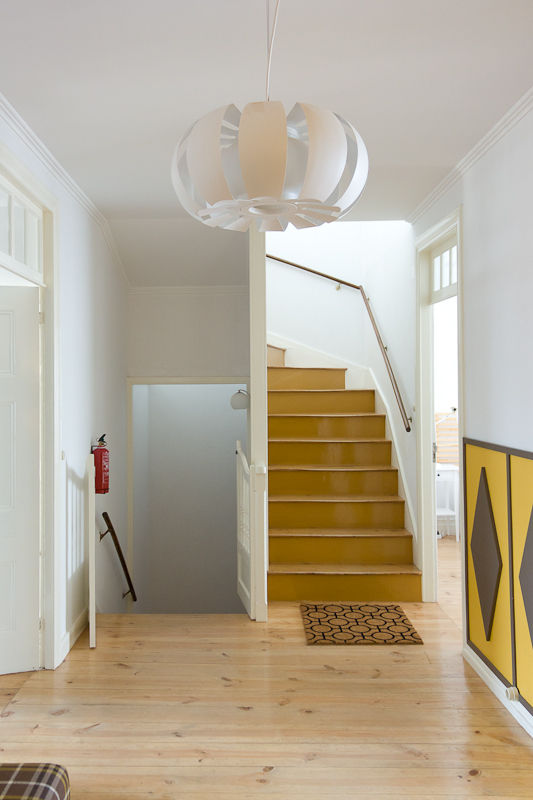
[92,434,109,494]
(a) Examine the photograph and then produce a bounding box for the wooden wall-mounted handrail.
[266,253,412,433]
[100,512,137,601]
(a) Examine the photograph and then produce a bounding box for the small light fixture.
[230,389,250,410]
[171,1,368,232]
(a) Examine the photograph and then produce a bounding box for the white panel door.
[0,286,40,674]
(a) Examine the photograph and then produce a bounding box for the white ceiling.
[2,0,533,284]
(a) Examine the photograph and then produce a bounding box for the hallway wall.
[412,100,533,452]
[132,383,247,613]
[128,285,249,379]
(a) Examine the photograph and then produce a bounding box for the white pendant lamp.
[171,1,368,232]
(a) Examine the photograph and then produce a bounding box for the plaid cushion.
[0,764,70,799]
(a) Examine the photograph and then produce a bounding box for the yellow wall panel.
[465,444,513,683]
[510,455,533,709]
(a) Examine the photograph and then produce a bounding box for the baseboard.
[463,644,533,739]
[54,607,88,668]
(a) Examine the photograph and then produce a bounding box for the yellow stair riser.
[268,367,346,390]
[269,440,391,466]
[268,469,398,496]
[269,500,405,529]
[268,415,386,439]
[268,390,375,414]
[269,535,413,565]
[268,572,422,602]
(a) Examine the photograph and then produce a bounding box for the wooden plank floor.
[1,540,533,799]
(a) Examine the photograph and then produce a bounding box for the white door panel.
[0,287,40,674]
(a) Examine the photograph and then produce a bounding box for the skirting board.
[463,643,533,739]
[55,607,88,669]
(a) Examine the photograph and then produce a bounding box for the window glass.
[13,200,25,263]
[0,188,8,255]
[441,249,450,288]
[451,245,458,284]
[433,256,440,291]
[25,210,39,270]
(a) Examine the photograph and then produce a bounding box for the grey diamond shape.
[519,504,533,646]
[471,467,502,640]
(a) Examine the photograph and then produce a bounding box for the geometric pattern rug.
[300,602,423,645]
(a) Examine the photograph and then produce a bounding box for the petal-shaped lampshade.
[171,101,368,232]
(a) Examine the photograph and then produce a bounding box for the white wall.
[413,104,533,451]
[132,383,247,613]
[266,221,417,526]
[0,96,129,663]
[128,286,249,378]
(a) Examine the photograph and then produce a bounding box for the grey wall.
[132,383,247,613]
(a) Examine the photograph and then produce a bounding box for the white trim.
[266,332,418,547]
[87,454,96,648]
[463,645,533,739]
[56,607,88,665]
[415,208,464,603]
[128,285,248,297]
[127,376,249,385]
[0,92,129,287]
[409,86,533,224]
[249,229,268,623]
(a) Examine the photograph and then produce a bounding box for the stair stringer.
[267,331,418,566]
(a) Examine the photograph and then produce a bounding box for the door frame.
[415,208,464,603]
[0,145,60,670]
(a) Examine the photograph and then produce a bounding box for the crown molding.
[0,92,130,287]
[128,284,248,297]
[408,86,533,225]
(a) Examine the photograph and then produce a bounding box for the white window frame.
[0,171,45,286]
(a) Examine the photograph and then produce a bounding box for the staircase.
[267,345,422,602]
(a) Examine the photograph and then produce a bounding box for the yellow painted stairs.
[267,344,422,602]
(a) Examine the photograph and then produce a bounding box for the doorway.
[433,294,461,626]
[130,382,247,613]
[416,211,463,612]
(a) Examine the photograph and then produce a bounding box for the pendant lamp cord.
[266,0,281,101]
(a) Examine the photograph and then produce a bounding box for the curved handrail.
[266,253,412,433]
[100,512,137,601]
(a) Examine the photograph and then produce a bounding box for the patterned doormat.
[300,602,423,645]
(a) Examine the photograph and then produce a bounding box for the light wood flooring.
[1,539,533,799]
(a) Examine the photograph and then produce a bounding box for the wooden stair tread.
[269,437,391,444]
[268,464,396,472]
[269,563,421,575]
[269,528,412,538]
[268,412,385,418]
[269,388,371,393]
[268,366,347,371]
[267,344,286,351]
[269,494,404,503]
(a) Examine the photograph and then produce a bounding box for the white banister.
[236,440,254,617]
[86,453,96,648]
